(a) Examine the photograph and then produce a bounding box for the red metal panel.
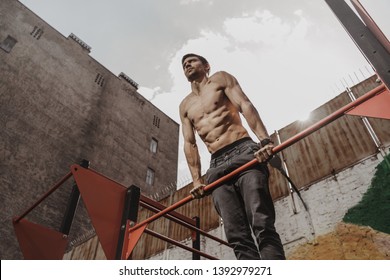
[123,223,147,260]
[346,87,390,120]
[13,218,67,260]
[350,78,390,147]
[71,164,127,260]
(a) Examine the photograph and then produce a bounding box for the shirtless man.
[179,53,285,260]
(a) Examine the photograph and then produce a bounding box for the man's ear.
[205,63,211,74]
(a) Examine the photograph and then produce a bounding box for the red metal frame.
[12,165,229,260]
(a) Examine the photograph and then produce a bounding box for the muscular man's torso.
[182,73,250,154]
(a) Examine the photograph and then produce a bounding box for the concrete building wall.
[0,0,179,259]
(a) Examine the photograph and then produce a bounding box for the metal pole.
[59,159,90,235]
[140,201,231,247]
[116,185,140,260]
[144,228,218,260]
[275,130,298,214]
[130,84,385,232]
[325,0,390,89]
[192,216,200,260]
[13,171,73,223]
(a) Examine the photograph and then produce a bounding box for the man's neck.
[190,76,208,95]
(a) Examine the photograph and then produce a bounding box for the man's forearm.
[184,142,203,185]
[242,101,269,141]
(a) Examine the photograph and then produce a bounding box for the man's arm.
[179,102,205,198]
[221,71,274,162]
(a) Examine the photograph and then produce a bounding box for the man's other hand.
[254,143,274,163]
[190,183,206,199]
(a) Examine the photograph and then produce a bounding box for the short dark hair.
[181,53,209,66]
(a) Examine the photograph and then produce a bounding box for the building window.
[0,35,17,53]
[146,168,155,186]
[95,73,105,87]
[153,115,160,128]
[150,138,158,153]
[30,26,44,40]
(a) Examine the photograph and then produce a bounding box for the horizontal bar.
[13,171,73,223]
[140,195,196,226]
[144,228,218,260]
[140,201,231,248]
[131,196,193,231]
[140,200,195,228]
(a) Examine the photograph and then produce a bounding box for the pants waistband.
[211,137,252,160]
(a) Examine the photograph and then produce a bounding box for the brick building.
[0,0,179,259]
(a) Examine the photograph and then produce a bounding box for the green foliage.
[343,154,390,234]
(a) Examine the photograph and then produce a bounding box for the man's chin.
[187,73,198,82]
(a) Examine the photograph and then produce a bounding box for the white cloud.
[179,0,201,5]
[223,10,291,46]
[151,8,371,186]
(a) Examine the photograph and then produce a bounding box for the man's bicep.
[226,84,252,113]
[221,72,251,111]
[181,115,196,145]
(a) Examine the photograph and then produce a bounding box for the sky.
[19,0,390,187]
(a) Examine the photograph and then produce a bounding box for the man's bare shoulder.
[209,70,231,79]
[179,92,194,114]
[209,71,236,84]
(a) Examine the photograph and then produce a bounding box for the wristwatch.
[260,138,274,147]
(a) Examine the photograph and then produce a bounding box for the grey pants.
[206,138,285,260]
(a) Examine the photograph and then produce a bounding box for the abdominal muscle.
[195,108,250,154]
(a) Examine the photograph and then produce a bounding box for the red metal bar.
[272,84,387,154]
[130,84,385,233]
[13,171,73,223]
[140,195,196,226]
[144,228,218,260]
[131,196,193,231]
[140,201,231,247]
